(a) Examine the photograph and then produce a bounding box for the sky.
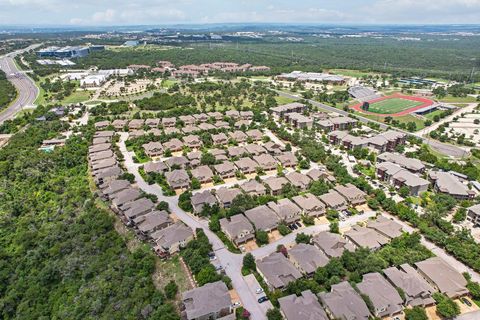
[0,0,480,26]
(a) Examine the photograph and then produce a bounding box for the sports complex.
[350,93,434,117]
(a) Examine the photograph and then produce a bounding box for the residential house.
[209,148,228,162]
[163,138,184,152]
[377,152,425,173]
[182,281,232,320]
[415,257,469,298]
[145,118,160,128]
[227,146,248,158]
[182,125,199,134]
[198,123,216,131]
[165,169,190,190]
[183,135,203,149]
[143,141,163,158]
[187,151,202,168]
[180,115,196,125]
[366,215,403,239]
[111,188,142,210]
[429,171,475,200]
[101,179,130,200]
[344,225,390,250]
[144,161,168,174]
[122,198,155,225]
[292,193,326,217]
[220,214,255,246]
[135,210,173,239]
[312,231,355,258]
[212,133,229,145]
[112,119,128,130]
[264,176,289,196]
[278,290,329,320]
[215,187,242,208]
[244,144,267,156]
[376,162,430,196]
[193,113,208,123]
[383,264,436,307]
[253,154,278,171]
[319,281,371,320]
[467,204,480,227]
[240,110,254,120]
[267,198,302,224]
[153,222,194,257]
[334,183,367,206]
[162,117,176,128]
[191,190,217,213]
[276,152,298,168]
[264,141,285,155]
[244,205,280,232]
[288,244,329,275]
[271,102,306,119]
[128,119,144,131]
[319,190,348,211]
[246,129,263,141]
[285,172,311,190]
[229,131,247,143]
[191,165,214,184]
[214,161,236,179]
[256,252,303,290]
[166,156,189,169]
[317,116,357,132]
[328,130,349,145]
[95,120,110,130]
[240,179,266,196]
[286,112,313,129]
[226,110,240,119]
[306,168,336,183]
[234,157,258,174]
[357,272,403,318]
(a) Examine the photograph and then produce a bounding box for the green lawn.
[275,96,296,105]
[439,95,478,103]
[367,98,423,114]
[423,109,444,121]
[61,90,91,104]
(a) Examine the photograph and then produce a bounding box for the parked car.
[232,301,241,308]
[258,296,269,303]
[462,298,472,307]
[256,288,264,294]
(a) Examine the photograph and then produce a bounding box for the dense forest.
[76,36,480,81]
[0,70,17,111]
[0,122,178,319]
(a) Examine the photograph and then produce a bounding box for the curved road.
[276,91,468,158]
[0,44,40,125]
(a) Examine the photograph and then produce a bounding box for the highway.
[276,91,468,158]
[0,44,41,125]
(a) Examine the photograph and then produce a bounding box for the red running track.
[350,93,435,117]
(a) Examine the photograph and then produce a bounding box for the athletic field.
[350,93,435,117]
[368,98,423,114]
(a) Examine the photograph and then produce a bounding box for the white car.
[256,288,264,294]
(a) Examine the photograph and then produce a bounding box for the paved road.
[276,91,468,158]
[0,44,40,125]
[455,310,480,320]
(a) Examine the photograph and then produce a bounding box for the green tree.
[405,306,428,320]
[191,177,201,190]
[164,280,178,299]
[256,230,269,245]
[243,253,256,271]
[433,293,460,319]
[278,224,291,236]
[399,185,410,198]
[295,233,311,244]
[266,308,283,320]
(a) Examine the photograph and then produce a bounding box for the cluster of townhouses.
[87,130,194,258]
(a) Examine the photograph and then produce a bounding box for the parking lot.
[243,274,273,313]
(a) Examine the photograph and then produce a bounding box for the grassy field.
[439,95,478,103]
[275,95,296,105]
[61,90,91,104]
[359,112,425,130]
[423,109,444,121]
[367,98,423,114]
